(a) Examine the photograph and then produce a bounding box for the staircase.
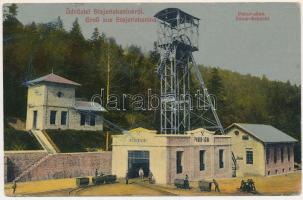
[31,129,58,154]
[13,154,52,182]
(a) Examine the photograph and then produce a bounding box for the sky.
[14,3,301,85]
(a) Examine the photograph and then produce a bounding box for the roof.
[26,73,81,86]
[187,127,215,135]
[227,123,297,143]
[154,8,199,27]
[75,101,106,112]
[129,127,157,134]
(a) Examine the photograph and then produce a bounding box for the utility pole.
[106,44,110,151]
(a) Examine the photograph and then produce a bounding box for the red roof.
[27,73,81,86]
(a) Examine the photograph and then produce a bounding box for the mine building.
[112,127,233,184]
[226,123,297,177]
[25,73,106,131]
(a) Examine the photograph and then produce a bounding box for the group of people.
[240,179,256,193]
[125,167,154,184]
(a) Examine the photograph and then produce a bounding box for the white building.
[112,127,232,184]
[26,73,106,131]
[226,123,297,177]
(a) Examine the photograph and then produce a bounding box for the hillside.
[4,124,42,151]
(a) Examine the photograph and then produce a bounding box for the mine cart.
[103,175,117,184]
[199,180,212,192]
[76,177,90,187]
[92,174,117,185]
[92,175,105,185]
[174,179,190,189]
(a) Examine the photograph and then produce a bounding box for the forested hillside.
[3,5,301,155]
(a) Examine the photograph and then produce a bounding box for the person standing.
[138,168,144,180]
[12,181,17,194]
[125,170,129,184]
[148,171,154,184]
[95,169,98,177]
[213,179,220,192]
[184,174,190,189]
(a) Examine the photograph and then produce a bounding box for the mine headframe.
[154,8,224,134]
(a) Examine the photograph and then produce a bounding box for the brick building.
[26,73,106,131]
[112,127,232,184]
[226,123,297,177]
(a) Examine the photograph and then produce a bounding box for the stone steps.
[31,130,57,154]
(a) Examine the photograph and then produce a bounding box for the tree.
[56,16,63,30]
[70,18,83,39]
[91,27,100,41]
[8,4,18,17]
[4,3,18,19]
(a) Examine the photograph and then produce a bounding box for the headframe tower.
[154,8,224,134]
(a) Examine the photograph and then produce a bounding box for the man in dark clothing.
[184,174,190,189]
[95,169,98,177]
[125,171,129,184]
[213,179,220,192]
[12,181,17,194]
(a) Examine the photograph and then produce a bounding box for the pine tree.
[56,16,63,30]
[91,27,100,41]
[7,4,18,18]
[70,18,83,39]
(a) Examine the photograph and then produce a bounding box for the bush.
[46,129,108,152]
[4,127,42,150]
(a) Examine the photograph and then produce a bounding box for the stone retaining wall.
[5,150,48,182]
[4,151,112,183]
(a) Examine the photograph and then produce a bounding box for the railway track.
[133,181,178,196]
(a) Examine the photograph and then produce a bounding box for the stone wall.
[5,151,112,183]
[5,150,48,182]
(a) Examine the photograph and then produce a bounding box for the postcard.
[1,1,301,197]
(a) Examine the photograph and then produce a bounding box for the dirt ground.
[5,171,301,196]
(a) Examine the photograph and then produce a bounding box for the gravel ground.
[5,171,301,196]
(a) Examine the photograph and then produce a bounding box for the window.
[176,151,183,174]
[282,168,285,173]
[90,115,95,126]
[275,169,278,174]
[266,148,270,164]
[281,148,284,163]
[234,130,239,135]
[80,113,86,126]
[242,135,249,140]
[219,149,224,168]
[274,147,277,163]
[246,151,253,164]
[199,150,205,171]
[287,146,291,161]
[61,111,67,125]
[50,111,57,125]
[57,91,63,97]
[267,171,270,175]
